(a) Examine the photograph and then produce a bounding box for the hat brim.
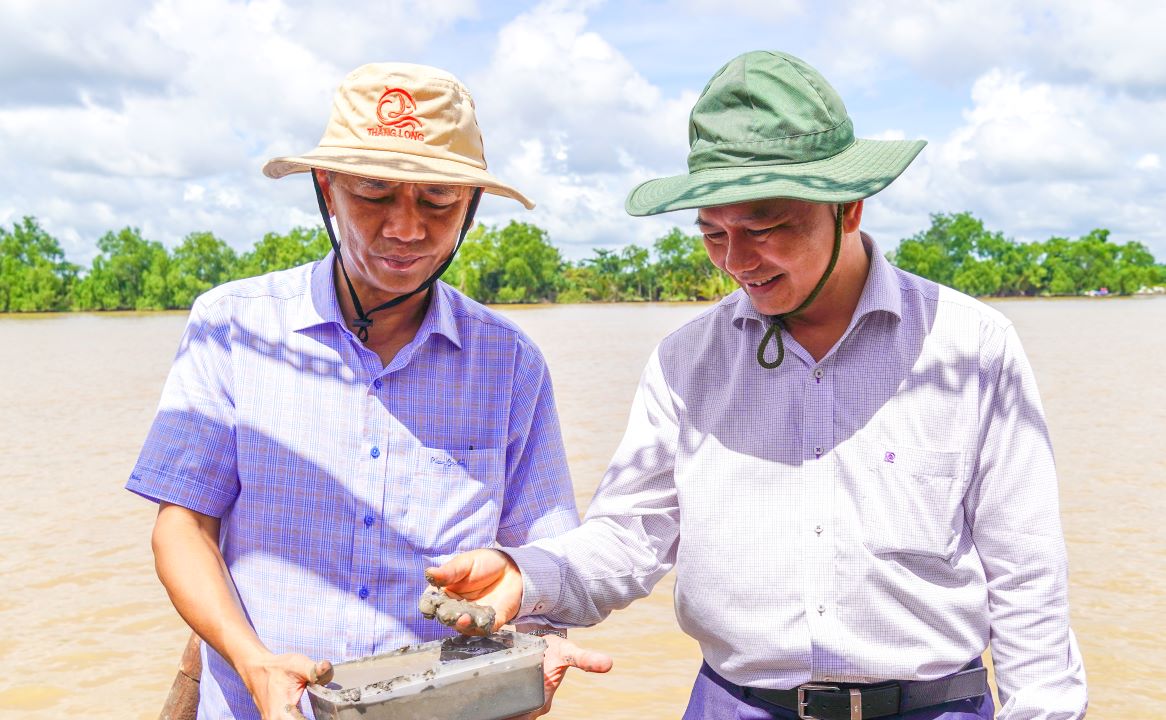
[625,138,926,216]
[263,147,534,210]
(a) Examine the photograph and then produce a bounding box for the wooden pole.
[158,632,201,720]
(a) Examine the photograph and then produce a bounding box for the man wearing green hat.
[428,50,1087,719]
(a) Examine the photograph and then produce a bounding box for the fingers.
[454,612,489,636]
[561,644,613,674]
[543,636,613,676]
[425,549,504,591]
[310,660,334,686]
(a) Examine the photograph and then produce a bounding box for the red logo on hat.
[368,87,423,140]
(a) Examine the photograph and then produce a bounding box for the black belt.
[742,666,988,720]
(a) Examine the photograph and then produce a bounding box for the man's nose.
[380,201,425,242]
[722,234,759,274]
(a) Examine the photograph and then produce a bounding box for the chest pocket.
[401,446,505,559]
[857,443,967,562]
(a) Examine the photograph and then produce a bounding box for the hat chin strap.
[312,173,482,343]
[756,203,844,369]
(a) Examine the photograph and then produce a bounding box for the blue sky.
[2,0,1163,264]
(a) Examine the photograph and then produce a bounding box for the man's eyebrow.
[695,209,788,227]
[353,178,391,191]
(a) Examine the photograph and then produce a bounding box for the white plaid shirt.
[510,235,1087,719]
[128,253,579,719]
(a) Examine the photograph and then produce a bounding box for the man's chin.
[741,286,797,317]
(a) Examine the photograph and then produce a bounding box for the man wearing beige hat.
[430,51,1087,719]
[127,63,609,720]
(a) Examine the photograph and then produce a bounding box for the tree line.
[1,212,1163,313]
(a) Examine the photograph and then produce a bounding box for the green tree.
[581,248,627,302]
[0,216,78,312]
[495,221,562,303]
[556,264,601,303]
[446,221,563,303]
[445,224,495,300]
[75,227,171,310]
[889,211,990,289]
[168,231,239,308]
[620,245,654,300]
[237,226,330,278]
[652,228,733,301]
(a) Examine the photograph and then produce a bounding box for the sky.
[1,0,1164,265]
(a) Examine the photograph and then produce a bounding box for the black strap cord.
[312,173,482,342]
[757,203,845,369]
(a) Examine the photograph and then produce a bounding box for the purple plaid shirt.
[127,252,579,719]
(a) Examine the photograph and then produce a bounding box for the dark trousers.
[682,661,994,720]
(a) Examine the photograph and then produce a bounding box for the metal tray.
[307,631,546,720]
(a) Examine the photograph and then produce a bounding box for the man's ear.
[314,169,335,216]
[842,199,864,234]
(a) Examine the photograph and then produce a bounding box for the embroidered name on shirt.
[431,455,467,469]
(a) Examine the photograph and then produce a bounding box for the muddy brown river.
[0,296,1162,718]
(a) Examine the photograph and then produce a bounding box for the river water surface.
[0,297,1162,718]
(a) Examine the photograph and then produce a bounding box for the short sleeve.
[126,293,240,517]
[495,336,580,546]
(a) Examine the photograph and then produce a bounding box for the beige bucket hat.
[263,63,533,209]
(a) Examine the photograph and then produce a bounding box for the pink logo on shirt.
[884,451,896,463]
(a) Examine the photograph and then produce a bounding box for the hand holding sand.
[425,549,524,636]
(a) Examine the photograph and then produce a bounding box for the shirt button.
[370,446,381,458]
[815,525,823,535]
[814,446,823,456]
[817,604,826,614]
[359,586,370,599]
[364,514,375,527]
[534,603,546,612]
[373,379,383,390]
[813,367,824,379]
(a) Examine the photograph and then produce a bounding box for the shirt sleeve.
[125,293,240,517]
[507,345,681,626]
[494,336,581,547]
[966,322,1087,719]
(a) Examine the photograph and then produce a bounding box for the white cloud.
[465,0,698,255]
[1,0,1164,269]
[183,184,205,203]
[862,68,1166,254]
[0,0,479,263]
[680,0,804,22]
[821,0,1166,94]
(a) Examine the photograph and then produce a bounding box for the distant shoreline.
[3,292,1165,320]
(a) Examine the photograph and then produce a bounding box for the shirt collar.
[853,232,903,324]
[730,231,902,329]
[417,281,463,350]
[290,251,345,332]
[291,250,463,350]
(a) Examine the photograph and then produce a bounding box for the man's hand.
[238,651,333,720]
[530,634,613,717]
[425,549,524,635]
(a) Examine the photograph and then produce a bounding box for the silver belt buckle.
[796,684,838,720]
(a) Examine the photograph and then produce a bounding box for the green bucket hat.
[625,50,926,216]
